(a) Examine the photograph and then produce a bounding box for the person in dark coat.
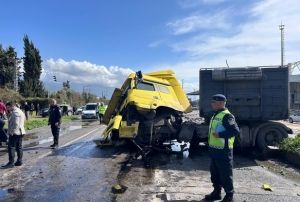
[30,103,34,116]
[0,117,7,145]
[35,103,40,116]
[24,102,30,120]
[48,99,61,148]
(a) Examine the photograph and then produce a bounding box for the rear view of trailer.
[198,66,292,155]
[199,66,289,122]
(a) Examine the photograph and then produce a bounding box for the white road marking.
[37,126,101,159]
[1,126,101,179]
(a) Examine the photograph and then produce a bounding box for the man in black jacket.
[48,99,61,148]
[0,117,7,146]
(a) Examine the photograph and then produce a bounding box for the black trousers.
[210,157,234,194]
[51,125,60,145]
[25,111,29,120]
[0,128,7,143]
[8,135,23,163]
[99,114,104,124]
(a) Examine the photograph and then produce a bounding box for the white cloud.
[172,0,300,62]
[178,0,226,8]
[167,11,230,35]
[148,40,165,48]
[156,0,300,92]
[42,58,134,88]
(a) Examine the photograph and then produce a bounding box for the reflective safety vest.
[208,109,235,149]
[98,105,106,115]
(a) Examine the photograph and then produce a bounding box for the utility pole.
[279,23,285,67]
[181,79,184,89]
[13,59,18,92]
[8,56,18,92]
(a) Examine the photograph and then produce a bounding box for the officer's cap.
[212,94,227,102]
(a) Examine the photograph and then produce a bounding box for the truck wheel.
[289,118,293,123]
[178,122,195,142]
[256,126,287,156]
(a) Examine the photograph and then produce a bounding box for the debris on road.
[111,183,127,194]
[261,183,273,191]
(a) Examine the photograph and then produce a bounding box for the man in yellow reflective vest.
[205,94,240,202]
[98,102,107,124]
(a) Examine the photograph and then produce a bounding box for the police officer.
[98,102,106,124]
[48,99,61,148]
[205,94,239,202]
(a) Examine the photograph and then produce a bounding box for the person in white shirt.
[1,101,26,168]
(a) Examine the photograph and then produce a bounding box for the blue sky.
[1,0,300,95]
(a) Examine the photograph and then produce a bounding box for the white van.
[81,103,98,120]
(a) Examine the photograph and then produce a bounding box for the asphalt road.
[0,120,299,202]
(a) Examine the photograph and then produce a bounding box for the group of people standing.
[0,99,61,169]
[0,95,238,201]
[23,102,40,120]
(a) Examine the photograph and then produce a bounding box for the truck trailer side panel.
[199,66,289,121]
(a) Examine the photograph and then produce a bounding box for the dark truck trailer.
[181,66,293,155]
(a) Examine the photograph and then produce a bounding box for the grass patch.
[25,118,48,130]
[279,134,300,155]
[4,115,80,131]
[62,115,80,122]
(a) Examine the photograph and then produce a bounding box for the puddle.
[24,142,39,148]
[0,189,7,199]
[38,137,54,145]
[69,126,82,131]
[23,133,39,141]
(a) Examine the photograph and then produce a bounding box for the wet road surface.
[0,120,300,202]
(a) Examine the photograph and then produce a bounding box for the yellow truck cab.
[99,70,191,147]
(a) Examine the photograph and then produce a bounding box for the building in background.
[290,74,300,110]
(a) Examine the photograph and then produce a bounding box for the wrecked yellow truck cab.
[97,70,192,152]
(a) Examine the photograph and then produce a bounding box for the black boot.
[1,162,14,169]
[205,189,221,201]
[14,161,23,166]
[221,193,234,202]
[50,144,58,149]
[50,143,58,148]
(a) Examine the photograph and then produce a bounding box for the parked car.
[81,103,98,120]
[39,108,50,117]
[75,106,85,115]
[39,107,63,117]
[289,112,300,123]
[59,104,73,116]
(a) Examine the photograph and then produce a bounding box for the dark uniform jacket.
[209,108,240,159]
[48,105,61,126]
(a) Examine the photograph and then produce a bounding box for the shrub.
[279,134,300,154]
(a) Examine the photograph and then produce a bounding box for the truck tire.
[256,126,287,156]
[289,118,293,123]
[178,122,195,142]
[189,131,201,153]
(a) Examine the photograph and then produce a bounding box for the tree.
[0,45,19,88]
[20,35,46,97]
